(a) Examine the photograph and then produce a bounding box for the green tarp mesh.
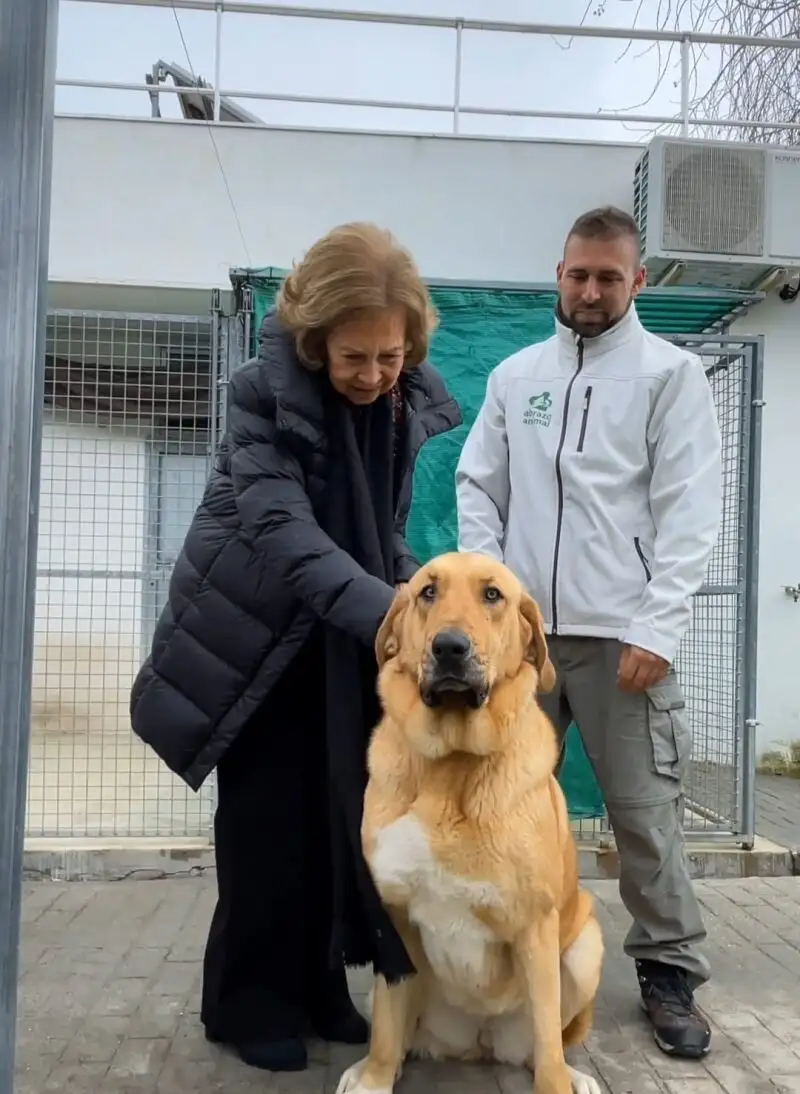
[240,274,751,821]
[401,288,605,820]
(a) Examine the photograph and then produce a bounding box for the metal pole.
[453,20,463,134]
[0,1,59,1090]
[209,289,222,474]
[49,75,800,136]
[63,0,800,52]
[740,338,765,849]
[680,35,690,137]
[213,2,223,121]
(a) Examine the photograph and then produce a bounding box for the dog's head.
[376,552,555,757]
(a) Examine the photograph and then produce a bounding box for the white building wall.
[47,115,799,762]
[49,116,641,290]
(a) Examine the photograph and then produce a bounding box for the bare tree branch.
[597,0,800,143]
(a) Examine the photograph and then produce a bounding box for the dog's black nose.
[431,629,471,662]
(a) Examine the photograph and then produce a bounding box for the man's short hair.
[565,206,642,263]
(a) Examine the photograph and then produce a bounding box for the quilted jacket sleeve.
[392,530,419,584]
[226,366,395,646]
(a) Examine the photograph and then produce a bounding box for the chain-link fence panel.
[26,315,761,847]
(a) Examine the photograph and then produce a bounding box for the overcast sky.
[54,0,719,143]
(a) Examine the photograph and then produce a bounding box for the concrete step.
[577,834,797,880]
[22,834,800,882]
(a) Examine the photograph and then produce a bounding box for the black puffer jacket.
[130,314,461,790]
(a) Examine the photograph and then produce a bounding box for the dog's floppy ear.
[519,592,556,693]
[376,587,410,669]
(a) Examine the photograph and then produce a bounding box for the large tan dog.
[337,551,604,1094]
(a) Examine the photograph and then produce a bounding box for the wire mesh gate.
[674,335,761,845]
[26,306,242,838]
[24,311,761,845]
[570,335,763,847]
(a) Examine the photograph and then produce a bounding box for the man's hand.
[617,643,669,693]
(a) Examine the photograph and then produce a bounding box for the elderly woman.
[130,223,461,1072]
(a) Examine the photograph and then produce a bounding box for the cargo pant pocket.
[645,677,692,781]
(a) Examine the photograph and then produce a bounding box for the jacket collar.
[256,312,461,450]
[555,300,643,359]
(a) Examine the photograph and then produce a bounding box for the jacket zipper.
[576,385,593,453]
[634,537,652,582]
[550,338,584,633]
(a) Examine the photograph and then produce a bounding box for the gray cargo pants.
[538,636,710,989]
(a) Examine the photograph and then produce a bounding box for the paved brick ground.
[15,876,800,1093]
[756,775,800,850]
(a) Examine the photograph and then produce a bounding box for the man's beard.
[558,297,633,339]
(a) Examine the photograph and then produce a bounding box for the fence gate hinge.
[752,398,766,407]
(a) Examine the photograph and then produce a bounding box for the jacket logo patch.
[523,391,553,428]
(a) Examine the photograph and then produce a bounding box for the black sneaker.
[637,960,711,1059]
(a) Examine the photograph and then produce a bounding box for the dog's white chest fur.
[371,814,503,999]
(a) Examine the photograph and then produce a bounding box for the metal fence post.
[453,20,463,134]
[740,337,765,848]
[680,35,690,138]
[210,289,222,475]
[241,285,254,366]
[0,0,59,1087]
[213,2,223,122]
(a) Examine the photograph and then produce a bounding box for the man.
[455,206,722,1060]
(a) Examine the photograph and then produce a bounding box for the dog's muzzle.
[420,628,488,709]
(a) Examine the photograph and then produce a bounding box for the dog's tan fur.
[336,552,604,1094]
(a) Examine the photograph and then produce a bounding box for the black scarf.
[319,385,416,985]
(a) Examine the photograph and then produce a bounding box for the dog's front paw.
[336,1060,367,1094]
[335,1058,395,1094]
[568,1065,601,1094]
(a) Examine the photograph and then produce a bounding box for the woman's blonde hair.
[276,222,438,370]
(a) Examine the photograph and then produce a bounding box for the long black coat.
[130,315,461,791]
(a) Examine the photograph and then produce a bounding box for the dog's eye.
[419,583,437,603]
[484,585,503,604]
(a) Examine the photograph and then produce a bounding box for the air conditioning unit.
[633,135,800,291]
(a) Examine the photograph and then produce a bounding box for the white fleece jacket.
[455,305,722,665]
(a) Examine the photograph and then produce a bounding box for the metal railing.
[58,0,800,138]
